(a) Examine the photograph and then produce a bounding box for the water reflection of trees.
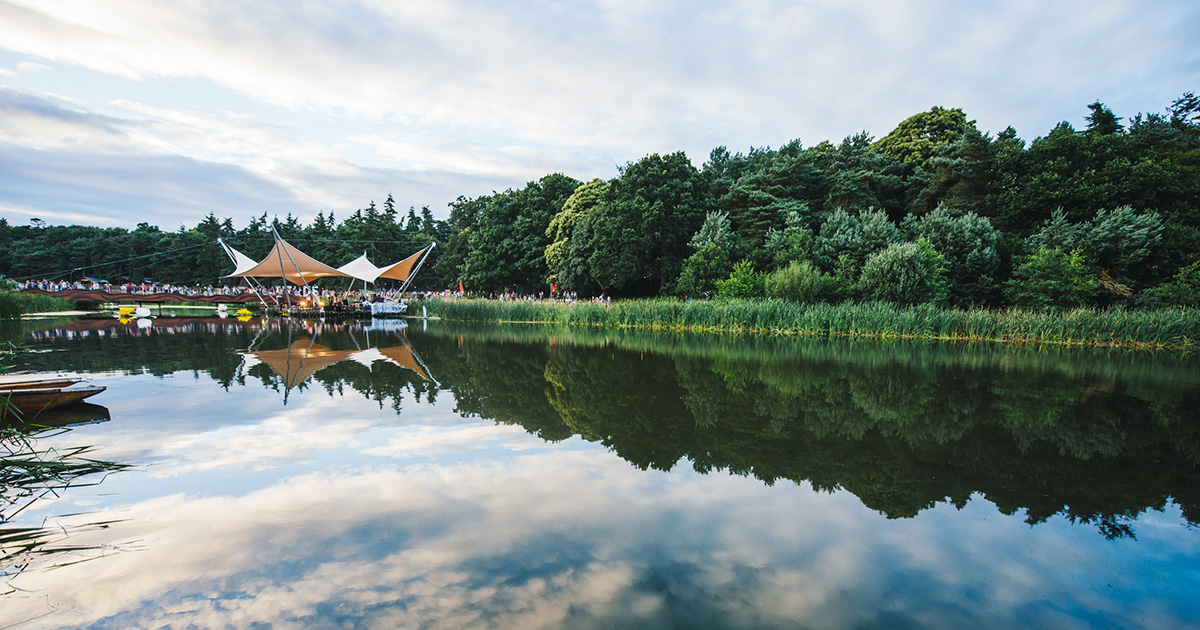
[13,317,1200,538]
[12,318,439,413]
[411,323,1200,538]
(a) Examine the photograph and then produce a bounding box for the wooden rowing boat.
[0,378,106,416]
[0,377,84,391]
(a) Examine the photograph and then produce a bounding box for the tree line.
[0,196,451,291]
[2,94,1198,308]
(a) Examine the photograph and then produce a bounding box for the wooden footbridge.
[20,287,267,305]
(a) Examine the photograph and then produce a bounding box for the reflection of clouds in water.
[363,423,543,456]
[9,371,1198,629]
[57,373,464,476]
[6,432,1191,630]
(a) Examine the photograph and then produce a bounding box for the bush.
[0,292,19,319]
[905,206,1001,305]
[1005,247,1097,309]
[0,284,76,319]
[858,240,950,305]
[1140,260,1200,307]
[716,260,766,300]
[677,242,731,299]
[764,261,833,303]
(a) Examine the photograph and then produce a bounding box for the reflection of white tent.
[348,346,430,380]
[243,335,432,403]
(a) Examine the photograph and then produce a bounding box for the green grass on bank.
[413,297,1200,351]
[0,291,77,319]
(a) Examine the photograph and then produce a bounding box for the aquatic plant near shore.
[413,297,1199,351]
[1,423,131,593]
[0,290,75,319]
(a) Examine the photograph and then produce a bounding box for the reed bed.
[0,292,76,319]
[415,298,1199,351]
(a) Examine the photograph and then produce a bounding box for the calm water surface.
[2,315,1198,629]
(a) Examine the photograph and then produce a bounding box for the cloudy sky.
[0,0,1196,231]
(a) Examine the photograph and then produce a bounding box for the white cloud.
[15,60,49,72]
[0,0,1197,228]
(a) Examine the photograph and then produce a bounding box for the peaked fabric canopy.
[227,236,349,285]
[221,231,433,287]
[334,245,433,284]
[224,243,262,276]
[377,245,431,282]
[337,253,387,284]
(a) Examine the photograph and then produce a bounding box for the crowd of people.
[16,278,371,302]
[17,278,256,297]
[15,278,614,307]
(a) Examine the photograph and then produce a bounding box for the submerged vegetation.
[416,297,1200,351]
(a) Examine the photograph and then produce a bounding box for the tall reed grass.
[414,297,1199,351]
[0,291,76,319]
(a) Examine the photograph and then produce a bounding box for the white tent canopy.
[337,253,387,284]
[226,235,348,285]
[221,232,434,289]
[221,241,262,277]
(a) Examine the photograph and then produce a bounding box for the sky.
[0,0,1196,231]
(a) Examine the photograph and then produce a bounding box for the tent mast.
[271,226,315,305]
[395,243,436,296]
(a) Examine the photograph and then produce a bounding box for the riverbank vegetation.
[1,420,130,591]
[0,283,76,319]
[1,94,1198,316]
[415,297,1199,351]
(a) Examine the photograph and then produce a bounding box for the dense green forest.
[2,95,1198,308]
[0,196,450,292]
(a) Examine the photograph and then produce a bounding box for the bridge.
[20,288,267,305]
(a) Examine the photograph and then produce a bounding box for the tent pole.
[272,226,311,308]
[396,242,436,296]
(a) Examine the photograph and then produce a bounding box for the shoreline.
[414,297,1200,353]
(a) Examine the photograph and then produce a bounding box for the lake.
[2,315,1198,629]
